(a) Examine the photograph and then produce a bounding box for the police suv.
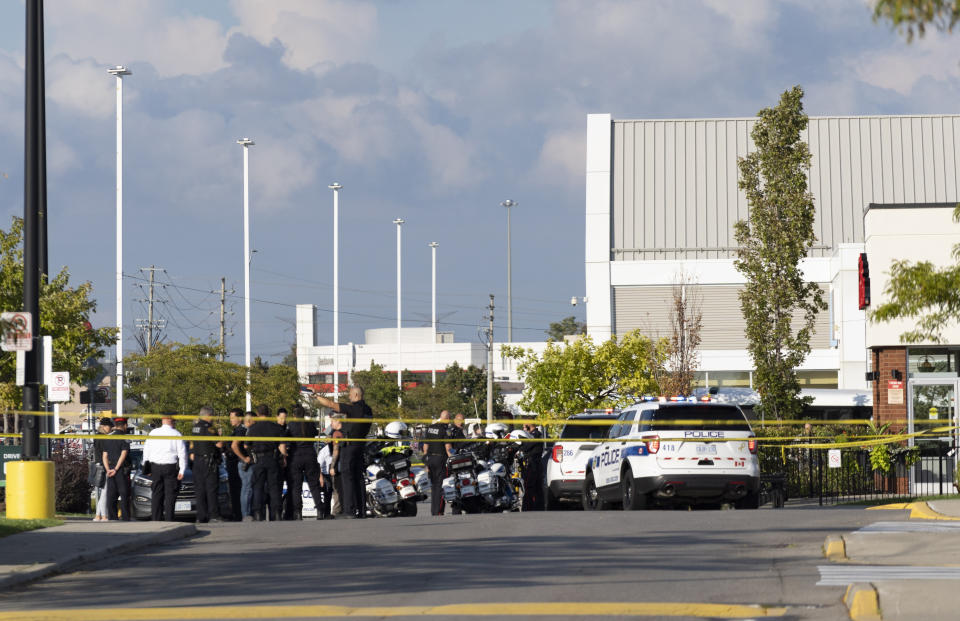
[582,399,760,510]
[543,410,619,510]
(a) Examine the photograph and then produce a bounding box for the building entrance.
[909,380,959,496]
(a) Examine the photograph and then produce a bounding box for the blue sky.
[0,0,957,364]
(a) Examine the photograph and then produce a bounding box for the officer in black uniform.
[521,423,545,511]
[422,410,453,516]
[276,407,295,519]
[225,408,245,520]
[190,406,224,523]
[446,413,467,515]
[287,405,324,520]
[244,404,288,521]
[313,386,372,519]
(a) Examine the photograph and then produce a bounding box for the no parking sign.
[827,449,841,469]
[47,371,70,402]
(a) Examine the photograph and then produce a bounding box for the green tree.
[349,361,400,417]
[0,216,115,409]
[874,0,960,41]
[439,362,504,417]
[504,330,668,423]
[546,316,586,341]
[125,341,299,431]
[734,86,826,421]
[280,342,297,368]
[659,274,703,397]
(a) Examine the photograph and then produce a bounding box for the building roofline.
[610,113,960,123]
[865,202,958,213]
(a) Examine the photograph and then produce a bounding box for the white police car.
[543,411,619,510]
[582,400,760,510]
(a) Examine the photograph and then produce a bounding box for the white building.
[294,304,546,414]
[584,113,960,392]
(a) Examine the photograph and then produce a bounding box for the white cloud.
[45,0,229,77]
[532,128,584,189]
[849,32,960,95]
[229,0,378,70]
[45,55,116,118]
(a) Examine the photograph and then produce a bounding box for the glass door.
[909,380,959,496]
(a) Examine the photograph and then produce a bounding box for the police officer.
[190,406,224,523]
[446,413,467,515]
[244,404,288,521]
[287,405,324,520]
[422,410,453,516]
[276,408,295,519]
[225,408,245,520]
[313,386,372,519]
[521,423,545,511]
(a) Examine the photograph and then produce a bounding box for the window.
[648,405,751,432]
[560,419,616,440]
[909,347,959,379]
[796,370,838,388]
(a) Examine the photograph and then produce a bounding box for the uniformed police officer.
[446,413,467,515]
[313,386,372,519]
[287,405,324,520]
[245,404,288,521]
[521,423,545,511]
[422,410,453,516]
[190,406,224,523]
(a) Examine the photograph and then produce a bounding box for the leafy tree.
[660,274,703,396]
[546,316,586,341]
[125,341,299,432]
[281,342,297,368]
[734,86,826,421]
[0,216,115,409]
[503,330,668,423]
[438,361,504,417]
[349,361,401,417]
[874,0,960,41]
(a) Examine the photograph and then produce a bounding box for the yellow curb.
[906,502,960,521]
[844,584,882,620]
[824,535,847,561]
[865,503,910,510]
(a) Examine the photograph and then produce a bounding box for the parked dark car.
[127,447,231,520]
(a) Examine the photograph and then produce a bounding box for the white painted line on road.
[857,521,960,533]
[818,565,960,585]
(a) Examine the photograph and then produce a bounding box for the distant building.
[294,304,547,415]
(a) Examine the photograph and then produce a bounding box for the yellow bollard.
[5,461,55,519]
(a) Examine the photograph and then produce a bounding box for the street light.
[394,218,404,405]
[429,241,439,387]
[108,65,131,417]
[501,199,518,342]
[329,182,342,399]
[237,137,255,411]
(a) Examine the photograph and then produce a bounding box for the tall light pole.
[501,199,517,342]
[108,65,130,417]
[429,242,438,387]
[394,218,404,404]
[237,137,255,411]
[329,183,342,398]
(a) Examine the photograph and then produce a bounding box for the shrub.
[52,448,91,514]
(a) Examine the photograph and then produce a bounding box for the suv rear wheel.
[621,466,648,510]
[583,471,607,511]
[544,482,561,510]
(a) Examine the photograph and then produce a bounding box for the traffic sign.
[48,371,70,402]
[828,449,841,469]
[1,312,33,352]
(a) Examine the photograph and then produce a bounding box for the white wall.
[585,113,613,341]
[865,205,960,347]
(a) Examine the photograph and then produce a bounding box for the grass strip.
[0,517,63,539]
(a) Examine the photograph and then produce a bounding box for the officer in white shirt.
[143,413,188,521]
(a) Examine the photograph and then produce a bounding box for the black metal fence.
[761,441,959,506]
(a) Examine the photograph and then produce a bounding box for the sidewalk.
[0,520,196,590]
[824,500,960,620]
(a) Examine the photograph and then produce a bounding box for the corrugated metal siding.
[611,115,960,260]
[613,284,831,350]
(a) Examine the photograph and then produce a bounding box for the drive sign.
[48,371,70,402]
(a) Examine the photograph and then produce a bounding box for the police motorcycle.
[467,426,515,512]
[376,421,422,517]
[441,448,485,514]
[363,432,400,518]
[506,429,535,511]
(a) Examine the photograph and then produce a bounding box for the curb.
[907,501,960,521]
[843,583,881,620]
[0,523,196,590]
[823,534,847,561]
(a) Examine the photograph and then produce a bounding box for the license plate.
[175,501,191,512]
[695,444,717,455]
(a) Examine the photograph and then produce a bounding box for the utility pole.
[219,277,226,361]
[135,266,165,354]
[486,294,495,424]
